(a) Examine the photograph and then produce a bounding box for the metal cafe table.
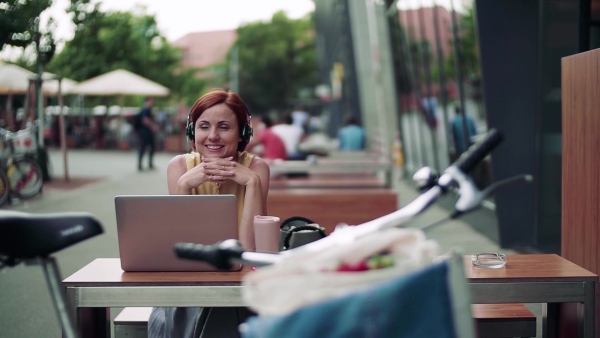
[64,254,597,338]
[465,254,597,338]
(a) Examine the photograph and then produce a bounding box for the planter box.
[163,135,185,153]
[118,140,131,150]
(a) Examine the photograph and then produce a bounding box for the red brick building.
[399,6,453,57]
[171,29,237,70]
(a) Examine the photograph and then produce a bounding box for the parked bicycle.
[0,123,44,206]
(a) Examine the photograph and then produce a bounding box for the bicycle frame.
[28,256,78,338]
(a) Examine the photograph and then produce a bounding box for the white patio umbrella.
[67,69,169,97]
[0,61,35,94]
[42,72,79,95]
[0,63,78,94]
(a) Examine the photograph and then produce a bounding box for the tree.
[387,10,414,96]
[1,0,56,69]
[233,11,318,114]
[47,0,206,106]
[444,5,479,81]
[0,0,51,50]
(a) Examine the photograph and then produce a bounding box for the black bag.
[279,216,327,251]
[133,113,143,131]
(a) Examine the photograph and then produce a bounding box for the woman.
[150,89,270,338]
[167,89,270,249]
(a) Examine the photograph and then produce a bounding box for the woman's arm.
[167,155,190,194]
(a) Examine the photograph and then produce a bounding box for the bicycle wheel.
[0,168,10,206]
[8,157,43,199]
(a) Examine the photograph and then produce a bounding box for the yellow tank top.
[184,151,254,232]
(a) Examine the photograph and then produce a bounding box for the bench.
[268,159,392,186]
[114,304,537,338]
[269,173,387,189]
[472,303,537,338]
[267,188,398,234]
[114,307,153,338]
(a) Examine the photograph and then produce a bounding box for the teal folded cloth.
[241,261,459,338]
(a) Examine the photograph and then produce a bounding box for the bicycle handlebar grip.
[174,239,244,270]
[453,128,503,173]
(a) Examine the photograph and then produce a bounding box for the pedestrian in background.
[137,97,159,171]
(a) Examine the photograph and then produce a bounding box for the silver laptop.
[115,194,241,272]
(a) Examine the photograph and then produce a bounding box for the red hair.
[189,89,251,151]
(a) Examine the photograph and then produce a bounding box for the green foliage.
[387,10,413,95]
[234,11,318,114]
[444,5,479,80]
[0,0,51,50]
[6,2,316,110]
[176,67,209,106]
[46,0,206,106]
[0,0,55,66]
[47,1,104,79]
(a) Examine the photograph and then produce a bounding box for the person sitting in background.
[337,116,366,151]
[149,89,270,338]
[247,115,287,161]
[271,114,306,160]
[298,124,333,157]
[291,105,310,129]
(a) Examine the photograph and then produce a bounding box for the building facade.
[312,0,599,253]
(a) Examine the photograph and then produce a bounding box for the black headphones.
[185,100,253,143]
[279,216,326,251]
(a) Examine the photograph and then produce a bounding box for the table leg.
[578,281,595,338]
[543,302,559,338]
[76,307,109,338]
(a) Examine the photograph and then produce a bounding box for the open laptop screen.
[115,194,240,272]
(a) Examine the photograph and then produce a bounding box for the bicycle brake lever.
[452,173,533,213]
[480,174,533,199]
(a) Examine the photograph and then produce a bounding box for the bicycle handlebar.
[174,240,243,270]
[174,240,283,269]
[452,128,502,174]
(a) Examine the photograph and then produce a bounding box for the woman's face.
[193,103,241,158]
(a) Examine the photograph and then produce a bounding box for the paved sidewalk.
[0,148,537,338]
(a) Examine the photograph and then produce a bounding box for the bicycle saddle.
[0,210,103,261]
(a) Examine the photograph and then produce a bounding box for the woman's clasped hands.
[199,156,236,185]
[178,156,260,192]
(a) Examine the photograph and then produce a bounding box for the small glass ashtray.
[471,252,506,269]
